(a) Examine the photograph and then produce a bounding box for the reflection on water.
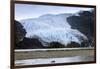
[15,56,94,66]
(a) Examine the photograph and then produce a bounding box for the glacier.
[20,13,88,47]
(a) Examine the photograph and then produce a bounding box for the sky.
[15,4,93,21]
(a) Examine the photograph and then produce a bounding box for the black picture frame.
[10,0,96,69]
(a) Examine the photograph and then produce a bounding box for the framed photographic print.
[11,0,96,69]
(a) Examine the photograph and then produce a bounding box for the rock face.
[15,20,43,49]
[45,42,65,48]
[67,10,94,47]
[67,42,81,48]
[15,37,44,49]
[14,20,26,44]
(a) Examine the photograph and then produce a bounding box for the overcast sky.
[15,4,93,21]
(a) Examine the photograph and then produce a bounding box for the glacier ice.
[20,13,88,47]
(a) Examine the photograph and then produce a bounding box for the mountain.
[19,13,88,47]
[67,10,94,47]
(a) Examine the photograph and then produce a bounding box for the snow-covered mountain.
[19,13,88,47]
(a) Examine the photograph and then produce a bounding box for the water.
[15,56,94,66]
